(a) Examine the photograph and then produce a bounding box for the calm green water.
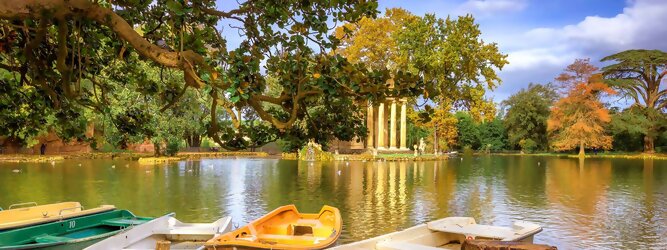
[1,156,666,249]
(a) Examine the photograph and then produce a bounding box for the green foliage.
[478,118,507,151]
[396,14,508,105]
[608,105,667,151]
[519,139,537,153]
[455,112,480,149]
[501,83,558,150]
[602,49,667,152]
[165,139,181,156]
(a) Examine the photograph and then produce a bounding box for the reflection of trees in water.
[328,160,459,243]
[504,156,548,207]
[546,157,612,214]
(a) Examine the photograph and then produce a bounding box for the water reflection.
[0,156,665,249]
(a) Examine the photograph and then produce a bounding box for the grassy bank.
[488,151,667,160]
[0,151,272,163]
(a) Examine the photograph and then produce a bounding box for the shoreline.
[3,151,666,163]
[485,152,667,160]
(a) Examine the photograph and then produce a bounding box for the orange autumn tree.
[547,59,615,156]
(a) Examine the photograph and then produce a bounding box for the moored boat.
[86,213,232,250]
[331,217,542,250]
[0,209,152,249]
[205,205,341,250]
[0,202,116,231]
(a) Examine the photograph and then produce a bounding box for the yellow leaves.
[386,78,395,87]
[548,69,615,152]
[334,8,416,70]
[211,71,218,80]
[313,73,321,79]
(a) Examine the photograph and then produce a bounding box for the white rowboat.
[331,217,542,250]
[85,213,232,250]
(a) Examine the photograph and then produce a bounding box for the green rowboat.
[0,209,152,249]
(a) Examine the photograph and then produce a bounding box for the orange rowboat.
[205,205,342,250]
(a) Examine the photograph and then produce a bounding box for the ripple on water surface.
[0,156,666,248]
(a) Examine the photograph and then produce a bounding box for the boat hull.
[86,213,233,250]
[0,202,115,231]
[0,210,152,249]
[331,217,542,250]
[205,205,342,250]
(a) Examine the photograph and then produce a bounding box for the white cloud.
[493,0,667,100]
[457,0,528,16]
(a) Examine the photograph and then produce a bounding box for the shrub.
[165,140,181,156]
[519,138,537,153]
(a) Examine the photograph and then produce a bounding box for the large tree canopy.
[0,0,427,149]
[601,49,667,153]
[501,83,558,151]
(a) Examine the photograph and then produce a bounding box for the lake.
[1,155,665,249]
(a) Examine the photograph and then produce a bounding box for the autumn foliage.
[548,69,616,156]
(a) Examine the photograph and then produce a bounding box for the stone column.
[400,99,408,150]
[389,99,397,150]
[366,103,374,149]
[377,102,385,150]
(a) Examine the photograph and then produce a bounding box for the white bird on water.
[111,165,115,169]
[78,163,82,167]
[12,169,20,173]
[337,170,342,176]
[50,161,55,166]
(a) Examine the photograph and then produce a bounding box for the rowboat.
[0,209,151,249]
[331,217,542,250]
[86,213,232,250]
[205,205,341,250]
[0,202,115,231]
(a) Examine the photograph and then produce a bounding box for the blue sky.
[377,0,667,102]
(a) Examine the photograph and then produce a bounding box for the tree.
[609,106,667,152]
[0,0,408,151]
[415,101,458,152]
[336,9,507,113]
[396,13,508,107]
[547,73,615,156]
[334,8,416,72]
[501,83,558,151]
[478,118,507,151]
[455,112,480,149]
[601,49,667,153]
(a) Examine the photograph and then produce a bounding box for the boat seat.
[428,218,542,241]
[103,217,146,227]
[257,233,326,243]
[34,235,73,243]
[376,241,441,250]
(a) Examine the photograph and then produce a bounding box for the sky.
[376,0,667,102]
[217,0,667,103]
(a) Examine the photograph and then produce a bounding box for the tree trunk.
[644,135,655,154]
[433,125,438,155]
[154,143,162,157]
[578,141,585,157]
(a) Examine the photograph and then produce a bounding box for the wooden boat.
[0,209,152,249]
[0,202,115,231]
[205,205,341,250]
[86,213,232,250]
[331,217,542,250]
